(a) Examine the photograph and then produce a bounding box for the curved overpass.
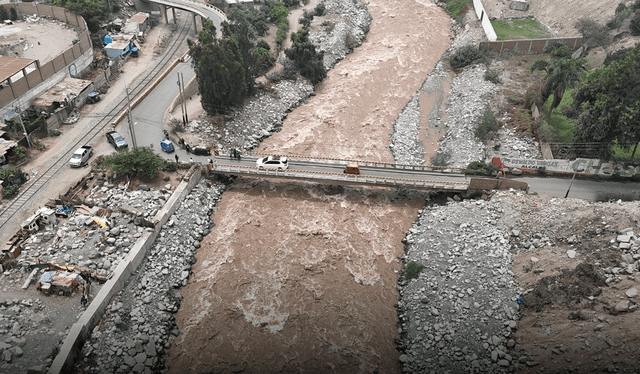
[146,0,228,34]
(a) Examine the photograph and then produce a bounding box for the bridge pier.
[161,5,168,24]
[172,7,177,24]
[193,13,198,32]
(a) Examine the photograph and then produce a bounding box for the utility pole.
[15,107,31,148]
[181,72,188,123]
[125,87,137,149]
[177,73,186,125]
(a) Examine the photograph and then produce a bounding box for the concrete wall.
[0,4,94,111]
[472,0,497,42]
[479,37,583,54]
[49,166,203,374]
[166,75,198,114]
[495,157,640,178]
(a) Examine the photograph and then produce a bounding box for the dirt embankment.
[165,0,451,372]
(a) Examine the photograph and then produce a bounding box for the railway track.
[0,15,193,231]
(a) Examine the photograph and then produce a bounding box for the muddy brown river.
[166,0,451,372]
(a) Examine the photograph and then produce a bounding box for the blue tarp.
[103,35,113,45]
[40,271,56,283]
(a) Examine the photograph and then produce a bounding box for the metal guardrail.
[207,163,470,191]
[242,151,466,174]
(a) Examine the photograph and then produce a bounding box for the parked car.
[256,156,289,170]
[69,146,93,167]
[106,131,128,149]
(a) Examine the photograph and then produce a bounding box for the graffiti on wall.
[498,157,640,178]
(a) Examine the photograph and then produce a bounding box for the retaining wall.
[0,4,94,110]
[49,166,203,374]
[473,0,497,42]
[166,74,198,115]
[494,157,640,178]
[479,37,583,54]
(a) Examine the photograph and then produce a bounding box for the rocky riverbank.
[76,179,225,373]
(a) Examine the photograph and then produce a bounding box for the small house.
[104,39,133,58]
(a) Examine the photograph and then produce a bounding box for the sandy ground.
[0,17,79,63]
[165,0,451,372]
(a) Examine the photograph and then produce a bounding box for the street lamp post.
[565,167,585,198]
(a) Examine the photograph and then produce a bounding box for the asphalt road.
[521,176,640,200]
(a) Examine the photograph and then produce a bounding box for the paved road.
[520,176,639,200]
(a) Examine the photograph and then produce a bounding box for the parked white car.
[256,156,289,170]
[69,146,93,168]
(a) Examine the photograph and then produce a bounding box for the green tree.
[223,9,260,95]
[0,6,9,21]
[50,0,110,33]
[567,44,640,158]
[531,44,586,116]
[285,29,326,84]
[99,147,164,179]
[188,19,248,114]
[9,7,16,21]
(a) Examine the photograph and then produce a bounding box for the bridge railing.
[206,163,470,190]
[242,151,466,174]
[160,0,228,22]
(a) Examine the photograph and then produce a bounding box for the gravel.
[396,194,522,373]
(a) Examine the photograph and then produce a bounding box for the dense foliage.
[0,168,27,198]
[530,44,586,116]
[566,44,640,158]
[188,19,251,114]
[50,0,113,32]
[99,147,164,179]
[284,29,326,84]
[448,46,487,71]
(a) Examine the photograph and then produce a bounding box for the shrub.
[465,161,490,175]
[431,152,451,167]
[615,2,627,14]
[631,12,640,35]
[314,2,326,16]
[404,261,424,280]
[448,46,487,71]
[474,110,500,143]
[2,185,18,198]
[606,17,622,30]
[634,0,640,10]
[444,0,472,18]
[0,6,8,21]
[575,18,611,47]
[13,146,26,160]
[163,162,177,172]
[299,15,311,28]
[283,0,299,7]
[484,70,500,84]
[537,119,557,142]
[256,39,270,51]
[99,147,164,179]
[604,47,631,65]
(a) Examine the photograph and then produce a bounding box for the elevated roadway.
[198,153,473,191]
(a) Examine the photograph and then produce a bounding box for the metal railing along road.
[206,162,470,192]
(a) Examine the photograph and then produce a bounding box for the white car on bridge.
[256,156,289,170]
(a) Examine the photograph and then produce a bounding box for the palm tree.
[531,44,586,116]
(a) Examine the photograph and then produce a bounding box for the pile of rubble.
[397,193,522,373]
[77,179,225,373]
